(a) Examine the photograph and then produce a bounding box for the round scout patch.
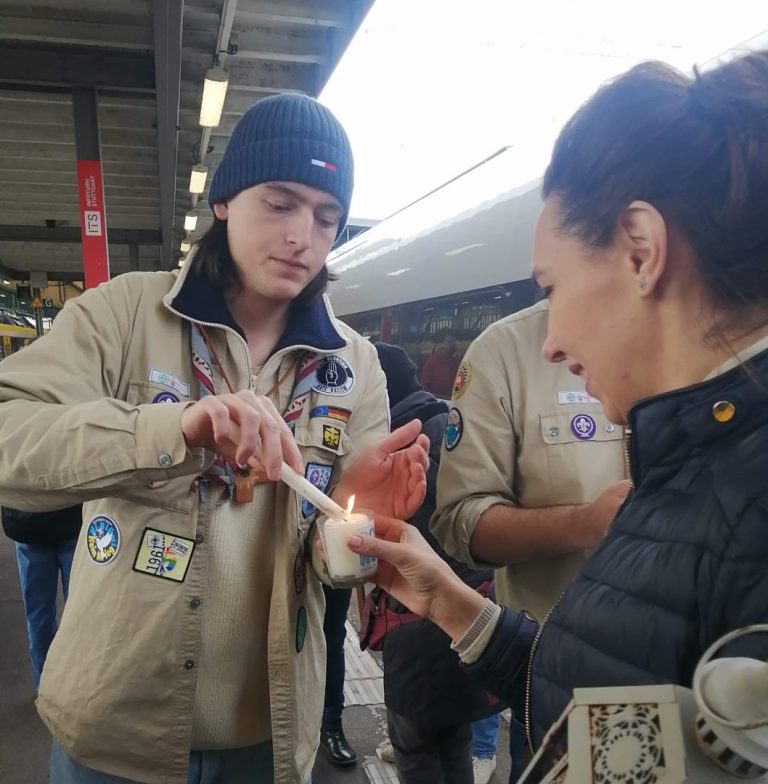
[452,360,472,400]
[295,606,308,652]
[313,355,355,396]
[570,414,597,440]
[444,408,464,452]
[86,515,120,565]
[152,391,179,404]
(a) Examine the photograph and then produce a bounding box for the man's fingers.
[373,419,423,457]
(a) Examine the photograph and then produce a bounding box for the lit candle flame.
[345,495,355,520]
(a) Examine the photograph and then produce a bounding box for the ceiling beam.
[0,43,155,94]
[0,226,161,244]
[153,0,184,270]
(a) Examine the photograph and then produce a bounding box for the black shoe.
[320,720,358,767]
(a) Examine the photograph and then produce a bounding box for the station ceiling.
[0,0,373,282]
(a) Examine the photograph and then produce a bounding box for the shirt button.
[184,659,195,670]
[605,423,616,433]
[190,598,201,609]
[195,534,204,544]
[549,427,560,438]
[158,453,173,468]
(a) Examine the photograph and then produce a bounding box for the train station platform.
[0,532,511,783]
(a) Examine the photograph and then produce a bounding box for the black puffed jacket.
[464,344,768,749]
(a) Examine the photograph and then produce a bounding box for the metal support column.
[73,87,110,288]
[128,244,140,272]
[153,0,184,269]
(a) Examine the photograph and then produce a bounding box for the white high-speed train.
[326,146,544,368]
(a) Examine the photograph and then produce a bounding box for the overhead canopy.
[0,0,373,281]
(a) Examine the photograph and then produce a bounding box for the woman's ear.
[213,202,228,221]
[618,201,668,297]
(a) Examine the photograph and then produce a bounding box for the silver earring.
[639,277,647,292]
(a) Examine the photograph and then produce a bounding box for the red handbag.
[358,586,421,652]
[357,580,493,652]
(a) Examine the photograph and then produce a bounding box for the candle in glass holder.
[319,495,377,587]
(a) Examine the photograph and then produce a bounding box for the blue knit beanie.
[208,93,353,237]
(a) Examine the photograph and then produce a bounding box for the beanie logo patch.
[311,158,337,172]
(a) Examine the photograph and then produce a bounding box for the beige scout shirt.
[0,267,388,784]
[431,300,626,621]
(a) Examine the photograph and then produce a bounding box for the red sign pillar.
[76,160,110,289]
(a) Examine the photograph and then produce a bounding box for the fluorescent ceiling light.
[199,67,229,128]
[189,165,208,194]
[180,240,192,253]
[178,258,186,268]
[445,243,484,257]
[184,213,198,232]
[386,268,411,276]
[2,280,10,285]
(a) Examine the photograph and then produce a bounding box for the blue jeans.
[471,713,500,758]
[50,740,275,783]
[15,538,76,690]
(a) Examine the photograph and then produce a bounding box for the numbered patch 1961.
[132,528,196,583]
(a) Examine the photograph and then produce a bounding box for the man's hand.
[181,391,303,480]
[334,420,429,520]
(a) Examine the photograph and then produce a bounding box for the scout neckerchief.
[191,324,321,502]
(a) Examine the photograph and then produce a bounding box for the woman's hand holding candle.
[318,495,377,585]
[333,420,429,520]
[347,514,487,642]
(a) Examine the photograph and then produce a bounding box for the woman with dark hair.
[0,93,428,784]
[348,48,768,767]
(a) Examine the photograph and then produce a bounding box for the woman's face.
[532,198,652,424]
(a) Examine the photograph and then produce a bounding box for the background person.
[2,504,82,691]
[431,300,628,777]
[375,342,501,784]
[421,333,461,398]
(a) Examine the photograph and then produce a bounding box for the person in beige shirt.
[430,299,628,780]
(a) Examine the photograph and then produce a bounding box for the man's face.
[213,181,343,303]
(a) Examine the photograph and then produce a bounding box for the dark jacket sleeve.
[2,504,83,546]
[461,608,539,705]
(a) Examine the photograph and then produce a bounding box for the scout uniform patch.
[86,515,120,565]
[303,462,333,518]
[153,391,179,404]
[445,408,464,452]
[570,414,597,440]
[452,360,472,400]
[295,606,308,653]
[309,405,351,424]
[322,424,342,451]
[313,355,355,396]
[132,528,196,582]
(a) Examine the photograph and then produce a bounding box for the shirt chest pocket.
[126,380,192,406]
[537,407,626,501]
[539,408,621,446]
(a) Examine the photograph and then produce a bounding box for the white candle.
[321,510,377,584]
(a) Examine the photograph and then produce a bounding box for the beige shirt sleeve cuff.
[450,598,502,664]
